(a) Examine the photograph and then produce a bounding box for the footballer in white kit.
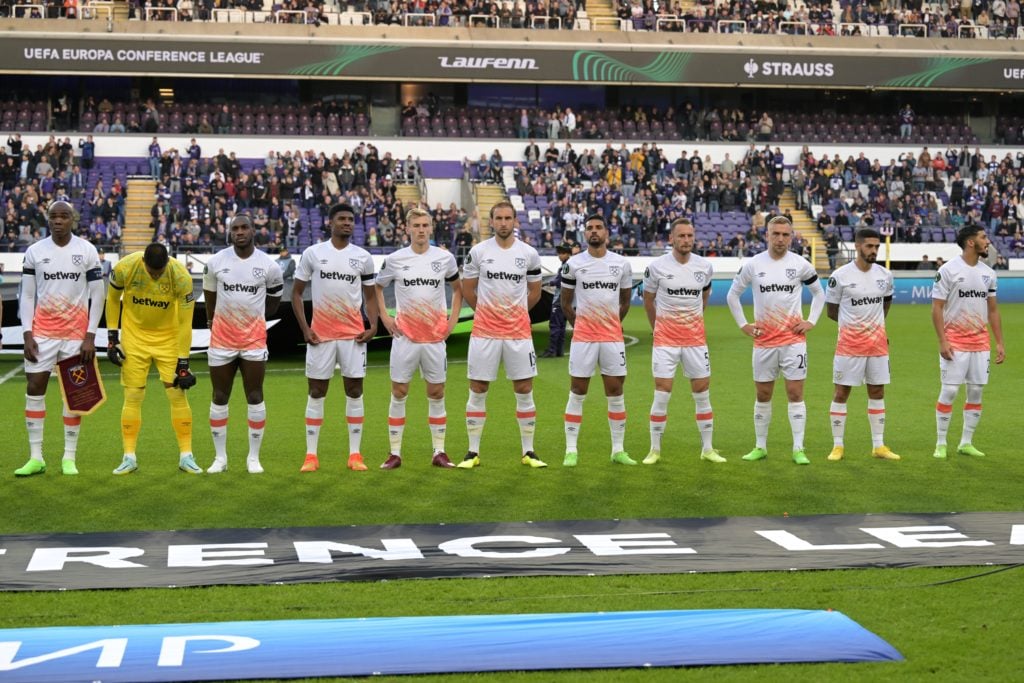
[823,228,900,462]
[930,225,1004,459]
[16,201,104,477]
[641,217,723,465]
[560,214,635,467]
[375,207,462,470]
[727,216,824,465]
[203,215,284,474]
[292,203,379,473]
[459,201,545,469]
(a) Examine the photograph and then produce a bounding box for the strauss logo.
[744,59,759,79]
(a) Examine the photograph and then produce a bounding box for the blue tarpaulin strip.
[0,609,902,682]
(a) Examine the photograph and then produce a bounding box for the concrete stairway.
[779,188,828,273]
[122,178,156,254]
[473,184,507,240]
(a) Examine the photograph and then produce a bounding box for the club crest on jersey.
[694,271,705,283]
[982,275,991,287]
[609,265,621,277]
[515,257,526,269]
[72,254,83,266]
[159,283,170,293]
[253,267,265,278]
[349,258,362,270]
[786,268,797,279]
[876,279,887,290]
[431,259,445,273]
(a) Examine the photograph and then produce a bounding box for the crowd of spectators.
[7,0,1023,37]
[619,0,1022,38]
[487,138,1024,261]
[3,128,1023,265]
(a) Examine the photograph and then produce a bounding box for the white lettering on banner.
[26,547,147,571]
[1011,525,1024,545]
[167,543,274,568]
[0,639,127,671]
[756,530,884,551]
[157,636,260,667]
[22,47,264,65]
[1004,68,1024,79]
[293,539,424,563]
[860,526,995,548]
[438,536,570,559]
[574,533,696,556]
[438,56,539,71]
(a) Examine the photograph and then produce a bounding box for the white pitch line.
[0,365,22,385]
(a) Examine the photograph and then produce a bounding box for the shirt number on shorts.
[620,351,626,367]
[797,353,807,369]
[529,351,536,369]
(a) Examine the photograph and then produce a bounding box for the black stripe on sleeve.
[360,273,376,282]
[22,267,35,275]
[561,276,577,286]
[85,267,103,282]
[802,274,819,286]
[267,284,284,295]
[526,268,541,276]
[445,273,459,282]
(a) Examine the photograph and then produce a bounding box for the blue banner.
[0,609,901,681]
[631,274,1024,306]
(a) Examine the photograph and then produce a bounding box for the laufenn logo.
[438,56,539,70]
[131,296,170,309]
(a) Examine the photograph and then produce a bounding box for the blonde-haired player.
[375,207,462,469]
[106,243,199,475]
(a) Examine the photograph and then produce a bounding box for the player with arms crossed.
[642,217,723,465]
[106,243,199,475]
[727,215,825,465]
[203,215,284,474]
[16,201,104,477]
[931,225,1005,459]
[293,203,378,472]
[824,228,900,462]
[561,214,634,467]
[376,208,462,469]
[459,201,544,469]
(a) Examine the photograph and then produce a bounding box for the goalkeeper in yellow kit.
[105,243,200,474]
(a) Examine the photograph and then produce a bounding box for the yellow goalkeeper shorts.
[121,337,179,387]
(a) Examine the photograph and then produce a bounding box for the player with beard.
[824,228,900,462]
[459,201,544,469]
[203,214,284,474]
[931,225,1005,459]
[560,214,634,467]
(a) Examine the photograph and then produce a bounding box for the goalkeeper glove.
[107,330,126,367]
[173,358,197,390]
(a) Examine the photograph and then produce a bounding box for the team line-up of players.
[13,200,1005,477]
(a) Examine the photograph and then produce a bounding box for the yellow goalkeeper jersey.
[107,251,195,356]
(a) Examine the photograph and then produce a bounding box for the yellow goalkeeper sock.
[165,386,193,454]
[121,386,145,454]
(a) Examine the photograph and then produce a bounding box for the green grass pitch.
[1,303,1021,681]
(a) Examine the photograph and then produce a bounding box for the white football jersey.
[296,241,375,341]
[203,247,284,350]
[729,251,819,348]
[932,255,997,351]
[22,235,102,340]
[376,245,459,343]
[463,238,541,340]
[643,252,713,348]
[561,250,632,343]
[825,262,893,357]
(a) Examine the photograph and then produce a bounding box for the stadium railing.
[143,6,179,21]
[79,1,114,20]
